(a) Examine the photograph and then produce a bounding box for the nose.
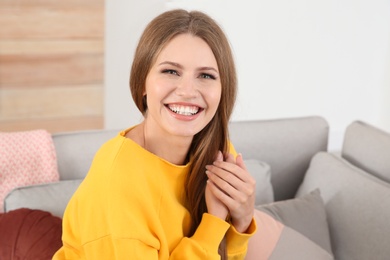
[175,76,199,98]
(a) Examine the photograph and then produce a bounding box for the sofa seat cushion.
[0,208,62,259]
[297,152,390,260]
[246,190,333,260]
[342,120,390,183]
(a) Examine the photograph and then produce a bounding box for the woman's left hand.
[205,152,256,233]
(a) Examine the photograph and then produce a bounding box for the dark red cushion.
[0,208,62,259]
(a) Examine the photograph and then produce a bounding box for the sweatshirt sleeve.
[226,217,257,259]
[169,213,230,259]
[170,215,257,259]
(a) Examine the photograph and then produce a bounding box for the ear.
[142,95,148,111]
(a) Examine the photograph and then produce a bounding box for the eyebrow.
[158,61,219,73]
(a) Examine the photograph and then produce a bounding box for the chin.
[168,125,204,138]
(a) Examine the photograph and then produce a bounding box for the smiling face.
[144,33,222,140]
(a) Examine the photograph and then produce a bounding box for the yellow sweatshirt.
[53,128,256,259]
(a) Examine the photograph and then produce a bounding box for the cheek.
[145,76,171,97]
[144,78,160,103]
[208,87,222,110]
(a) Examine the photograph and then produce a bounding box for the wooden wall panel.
[0,85,103,120]
[0,117,103,133]
[0,1,104,133]
[0,40,103,55]
[0,54,103,87]
[0,4,104,39]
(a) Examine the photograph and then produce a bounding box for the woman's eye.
[162,69,179,76]
[200,73,216,80]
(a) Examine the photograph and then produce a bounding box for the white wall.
[104,1,164,129]
[105,0,390,151]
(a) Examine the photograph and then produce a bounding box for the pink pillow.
[0,129,59,212]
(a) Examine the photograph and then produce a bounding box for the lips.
[166,104,203,116]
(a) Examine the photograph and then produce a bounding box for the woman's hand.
[205,151,256,233]
[205,151,229,221]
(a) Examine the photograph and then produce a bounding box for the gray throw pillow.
[296,152,390,260]
[246,190,333,260]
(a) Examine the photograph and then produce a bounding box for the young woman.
[54,9,256,259]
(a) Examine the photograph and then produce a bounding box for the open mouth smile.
[166,104,203,116]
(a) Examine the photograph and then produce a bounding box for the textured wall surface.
[0,1,105,133]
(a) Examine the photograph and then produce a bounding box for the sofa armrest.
[342,120,390,183]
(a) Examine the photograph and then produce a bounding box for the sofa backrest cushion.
[4,180,82,218]
[53,129,118,180]
[245,160,274,205]
[229,116,329,201]
[296,152,390,260]
[342,120,390,183]
[52,116,329,202]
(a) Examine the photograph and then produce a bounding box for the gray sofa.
[4,116,390,259]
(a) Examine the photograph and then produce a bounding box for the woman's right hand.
[205,151,229,220]
[205,151,256,233]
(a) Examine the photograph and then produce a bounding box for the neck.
[141,121,192,165]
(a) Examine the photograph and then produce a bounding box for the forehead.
[154,33,218,68]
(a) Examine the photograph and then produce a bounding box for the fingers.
[224,152,235,164]
[235,153,247,171]
[206,167,254,201]
[206,177,236,206]
[206,174,252,219]
[206,164,245,191]
[206,152,255,202]
[207,151,256,233]
[211,160,251,183]
[215,150,224,162]
[206,171,239,198]
[205,180,228,220]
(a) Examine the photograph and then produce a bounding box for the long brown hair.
[130,8,237,254]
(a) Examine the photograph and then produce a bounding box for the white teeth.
[168,105,199,115]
